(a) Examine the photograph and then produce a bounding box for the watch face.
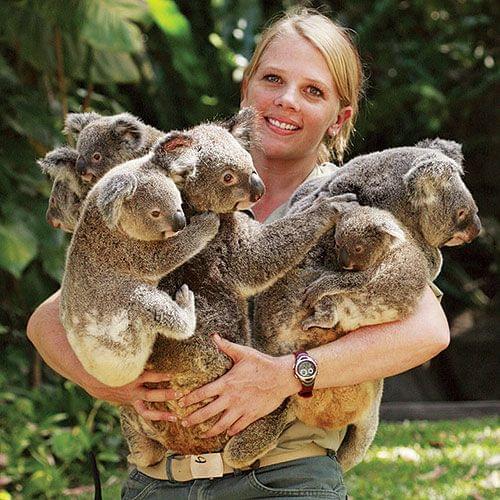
[297,360,316,380]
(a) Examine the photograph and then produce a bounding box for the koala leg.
[336,379,383,472]
[302,296,339,330]
[222,401,294,469]
[131,284,196,341]
[120,406,166,468]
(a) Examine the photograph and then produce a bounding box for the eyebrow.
[259,65,331,91]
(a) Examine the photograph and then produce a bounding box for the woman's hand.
[177,334,300,437]
[87,370,178,421]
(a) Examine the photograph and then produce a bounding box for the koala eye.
[222,171,236,185]
[92,152,102,162]
[150,209,161,218]
[457,208,467,221]
[354,245,363,254]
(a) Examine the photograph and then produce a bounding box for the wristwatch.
[293,351,318,398]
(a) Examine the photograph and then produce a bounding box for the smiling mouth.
[266,117,300,131]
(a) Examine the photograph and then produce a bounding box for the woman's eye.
[264,74,281,84]
[306,86,323,97]
[92,152,102,162]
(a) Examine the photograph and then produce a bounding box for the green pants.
[121,451,347,499]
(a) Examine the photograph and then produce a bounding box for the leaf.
[50,429,88,462]
[0,223,38,278]
[82,0,145,53]
[418,465,448,480]
[91,50,141,83]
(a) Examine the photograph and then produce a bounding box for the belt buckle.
[189,453,224,479]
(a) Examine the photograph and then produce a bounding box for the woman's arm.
[26,291,177,421]
[178,286,450,436]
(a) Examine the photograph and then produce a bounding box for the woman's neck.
[251,150,317,222]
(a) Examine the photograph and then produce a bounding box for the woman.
[27,9,449,499]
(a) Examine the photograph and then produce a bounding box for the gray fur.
[60,147,220,388]
[120,109,349,469]
[255,140,481,471]
[37,146,91,232]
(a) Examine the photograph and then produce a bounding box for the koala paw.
[302,296,339,331]
[302,282,325,309]
[175,284,195,311]
[191,212,220,239]
[301,313,338,331]
[330,192,358,204]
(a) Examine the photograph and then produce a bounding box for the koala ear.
[415,138,464,168]
[404,157,460,205]
[96,173,138,229]
[37,147,79,178]
[380,220,406,243]
[221,107,258,151]
[112,113,145,150]
[63,112,101,136]
[152,132,197,183]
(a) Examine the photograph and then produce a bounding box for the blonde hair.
[243,8,363,163]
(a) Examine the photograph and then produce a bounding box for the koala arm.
[302,270,374,309]
[26,291,178,420]
[232,195,355,297]
[177,287,449,437]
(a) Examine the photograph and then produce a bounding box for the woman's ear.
[327,106,353,136]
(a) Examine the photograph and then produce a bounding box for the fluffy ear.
[37,147,79,178]
[63,112,101,136]
[112,113,145,150]
[379,219,406,243]
[152,132,197,183]
[404,157,460,205]
[96,173,138,229]
[221,107,258,151]
[415,138,464,169]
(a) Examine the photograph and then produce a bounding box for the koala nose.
[172,210,186,232]
[76,156,88,175]
[467,214,482,241]
[46,212,62,229]
[249,172,266,202]
[338,248,351,269]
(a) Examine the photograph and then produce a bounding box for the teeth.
[268,118,299,131]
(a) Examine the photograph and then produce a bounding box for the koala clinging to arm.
[64,111,165,183]
[37,146,90,233]
[254,139,481,471]
[60,142,220,388]
[119,108,351,469]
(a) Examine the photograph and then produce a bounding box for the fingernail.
[181,420,188,427]
[167,415,177,422]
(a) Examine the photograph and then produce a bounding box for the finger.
[137,371,171,384]
[133,400,176,422]
[227,415,255,436]
[202,410,240,438]
[141,387,179,403]
[181,397,226,427]
[178,380,222,408]
[212,334,247,361]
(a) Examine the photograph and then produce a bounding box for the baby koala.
[61,143,220,387]
[64,111,164,183]
[37,146,90,232]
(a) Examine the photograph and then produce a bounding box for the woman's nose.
[273,85,300,111]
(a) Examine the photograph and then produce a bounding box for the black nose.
[338,248,350,268]
[76,156,87,175]
[172,210,186,232]
[249,172,265,202]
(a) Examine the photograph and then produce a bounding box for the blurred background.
[0,0,497,496]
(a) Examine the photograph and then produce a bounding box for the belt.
[136,442,327,482]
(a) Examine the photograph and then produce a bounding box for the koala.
[253,203,430,471]
[64,111,164,183]
[60,142,220,388]
[288,138,481,277]
[119,108,351,469]
[37,146,91,232]
[254,139,481,471]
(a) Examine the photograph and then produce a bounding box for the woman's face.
[241,31,351,162]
